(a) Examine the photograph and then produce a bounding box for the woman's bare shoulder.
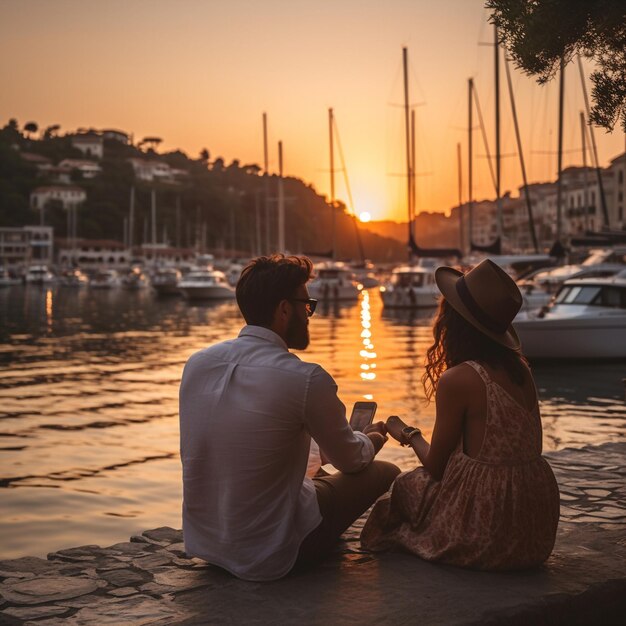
[439,362,481,390]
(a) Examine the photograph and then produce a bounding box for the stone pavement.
[1,442,625,625]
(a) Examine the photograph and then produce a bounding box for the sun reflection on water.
[359,290,377,387]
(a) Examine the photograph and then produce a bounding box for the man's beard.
[286,314,309,350]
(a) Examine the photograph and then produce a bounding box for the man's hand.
[363,421,388,454]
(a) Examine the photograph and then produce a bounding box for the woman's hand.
[386,415,412,445]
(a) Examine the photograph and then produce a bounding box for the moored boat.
[121,267,149,290]
[307,262,361,301]
[59,268,89,287]
[514,271,626,359]
[379,258,440,308]
[89,269,120,289]
[25,265,55,285]
[151,267,182,296]
[178,269,236,300]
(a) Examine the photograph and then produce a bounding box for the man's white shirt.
[179,325,375,581]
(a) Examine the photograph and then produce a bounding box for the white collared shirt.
[179,325,375,581]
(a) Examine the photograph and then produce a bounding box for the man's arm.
[304,367,377,473]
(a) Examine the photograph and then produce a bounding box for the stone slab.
[0,442,623,625]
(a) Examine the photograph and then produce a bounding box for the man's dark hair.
[236,255,314,326]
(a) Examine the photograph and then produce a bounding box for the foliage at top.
[487,0,626,132]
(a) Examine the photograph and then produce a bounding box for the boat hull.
[380,287,438,308]
[180,286,235,300]
[514,315,626,359]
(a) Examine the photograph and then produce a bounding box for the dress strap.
[465,360,491,385]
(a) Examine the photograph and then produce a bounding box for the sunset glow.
[1,0,623,222]
[359,212,372,223]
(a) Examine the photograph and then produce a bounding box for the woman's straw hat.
[435,259,523,350]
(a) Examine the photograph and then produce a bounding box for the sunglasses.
[289,298,318,317]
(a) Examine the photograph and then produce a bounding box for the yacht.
[516,247,626,311]
[59,268,89,287]
[513,271,626,359]
[0,268,21,287]
[121,267,149,290]
[178,269,236,300]
[89,269,120,289]
[307,262,361,301]
[379,258,440,308]
[151,267,182,296]
[25,265,55,285]
[350,260,380,289]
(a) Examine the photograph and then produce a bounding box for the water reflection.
[359,290,377,386]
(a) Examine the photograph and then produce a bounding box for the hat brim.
[435,266,521,351]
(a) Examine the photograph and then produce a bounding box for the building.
[128,158,187,184]
[0,226,54,268]
[30,186,86,211]
[71,133,103,159]
[101,129,129,144]
[58,159,102,179]
[56,239,129,269]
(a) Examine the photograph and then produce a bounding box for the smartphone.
[349,401,377,431]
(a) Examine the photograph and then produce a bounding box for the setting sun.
[359,212,371,223]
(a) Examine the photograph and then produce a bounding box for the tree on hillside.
[24,121,38,139]
[140,136,162,152]
[43,124,61,139]
[487,0,626,131]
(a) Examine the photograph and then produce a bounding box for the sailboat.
[380,48,461,310]
[307,108,361,301]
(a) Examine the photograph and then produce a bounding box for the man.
[179,254,399,581]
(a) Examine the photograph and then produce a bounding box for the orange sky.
[1,0,624,222]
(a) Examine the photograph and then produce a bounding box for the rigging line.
[472,85,497,192]
[577,54,609,227]
[505,55,539,252]
[332,114,365,263]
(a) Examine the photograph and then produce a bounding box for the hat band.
[455,276,509,334]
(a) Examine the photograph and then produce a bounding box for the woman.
[361,259,559,570]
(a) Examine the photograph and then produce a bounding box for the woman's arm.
[387,368,466,480]
[420,369,466,479]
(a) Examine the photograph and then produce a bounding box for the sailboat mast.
[504,56,539,252]
[329,107,336,261]
[580,111,590,231]
[556,57,565,243]
[403,47,412,258]
[468,78,473,252]
[577,56,609,228]
[411,108,416,225]
[278,141,285,252]
[457,142,463,252]
[263,112,270,253]
[494,24,502,243]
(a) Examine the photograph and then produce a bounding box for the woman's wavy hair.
[422,298,528,401]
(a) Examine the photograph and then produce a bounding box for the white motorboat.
[516,247,626,311]
[307,262,361,301]
[25,265,55,285]
[514,272,626,359]
[59,268,89,287]
[178,269,236,300]
[89,269,120,289]
[0,268,21,287]
[151,268,182,296]
[379,258,440,308]
[121,267,149,290]
[350,261,380,289]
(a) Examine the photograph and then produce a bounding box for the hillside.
[0,119,410,263]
